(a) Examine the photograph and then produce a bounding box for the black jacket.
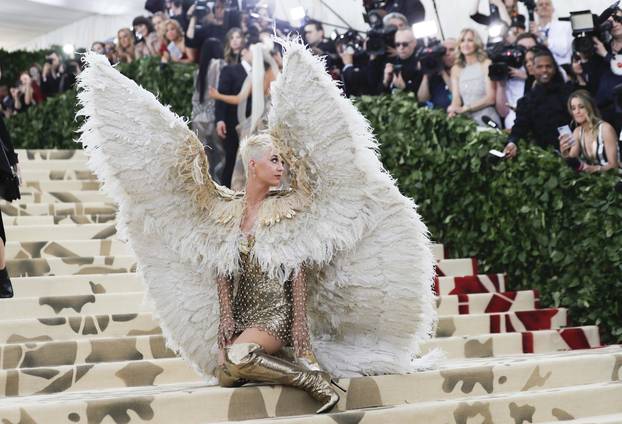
[0,115,17,170]
[214,63,249,128]
[508,80,573,149]
[389,53,422,94]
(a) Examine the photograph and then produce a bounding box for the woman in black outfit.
[0,114,20,298]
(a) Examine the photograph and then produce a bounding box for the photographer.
[303,20,335,55]
[417,38,457,109]
[41,52,63,97]
[186,0,229,49]
[383,28,422,94]
[12,72,36,114]
[494,32,539,129]
[581,7,622,133]
[530,0,572,64]
[504,48,572,157]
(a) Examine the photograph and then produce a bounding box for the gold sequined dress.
[231,235,294,346]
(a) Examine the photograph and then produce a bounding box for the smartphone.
[557,125,575,145]
[489,149,506,158]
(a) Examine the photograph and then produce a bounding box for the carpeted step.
[5,224,117,242]
[9,273,141,298]
[0,293,146,320]
[0,313,159,345]
[435,273,507,295]
[436,308,568,337]
[22,180,101,192]
[437,290,539,315]
[6,255,136,278]
[232,380,622,424]
[6,240,131,261]
[0,202,116,217]
[421,326,602,358]
[16,149,87,161]
[0,347,619,421]
[19,169,97,181]
[1,214,116,226]
[0,334,176,369]
[436,258,478,276]
[14,190,113,204]
[18,160,91,172]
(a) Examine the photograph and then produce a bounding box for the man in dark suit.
[215,44,252,188]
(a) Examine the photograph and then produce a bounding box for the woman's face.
[166,24,180,42]
[570,97,588,125]
[135,24,148,37]
[20,73,31,86]
[572,57,583,76]
[229,32,243,51]
[118,30,132,48]
[460,31,476,56]
[249,148,284,187]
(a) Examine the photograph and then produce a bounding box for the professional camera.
[569,1,619,57]
[416,40,446,75]
[487,44,526,81]
[361,1,397,56]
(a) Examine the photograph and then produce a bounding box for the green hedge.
[6,57,196,149]
[355,93,622,344]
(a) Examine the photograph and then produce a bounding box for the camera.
[569,1,619,57]
[362,1,396,57]
[193,0,212,28]
[416,40,446,75]
[487,44,526,81]
[334,30,368,65]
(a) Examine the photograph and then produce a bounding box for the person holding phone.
[560,90,620,173]
[504,48,571,158]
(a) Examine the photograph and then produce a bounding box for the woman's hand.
[509,67,527,80]
[218,314,236,349]
[558,133,574,158]
[208,86,220,100]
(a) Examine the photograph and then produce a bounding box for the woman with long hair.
[560,90,620,173]
[77,40,438,415]
[224,28,244,65]
[116,28,136,64]
[133,16,160,59]
[160,19,194,64]
[447,28,500,127]
[192,38,227,183]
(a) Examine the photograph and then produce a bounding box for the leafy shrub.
[356,93,622,344]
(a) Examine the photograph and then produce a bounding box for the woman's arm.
[292,266,312,358]
[216,275,236,349]
[447,65,463,116]
[209,82,252,105]
[463,61,496,113]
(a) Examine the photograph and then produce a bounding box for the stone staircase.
[0,149,620,424]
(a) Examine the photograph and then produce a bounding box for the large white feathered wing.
[76,53,238,383]
[264,40,440,376]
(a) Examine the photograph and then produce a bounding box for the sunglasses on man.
[395,42,412,48]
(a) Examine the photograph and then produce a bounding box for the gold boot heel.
[224,343,340,414]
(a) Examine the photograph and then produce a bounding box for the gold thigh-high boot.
[224,343,340,414]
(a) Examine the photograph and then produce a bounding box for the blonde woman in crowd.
[447,28,500,127]
[560,90,620,173]
[224,28,244,65]
[160,20,194,64]
[116,28,136,64]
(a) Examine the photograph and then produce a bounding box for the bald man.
[383,28,423,93]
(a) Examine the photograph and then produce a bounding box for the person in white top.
[529,0,573,64]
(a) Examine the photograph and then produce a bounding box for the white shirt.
[504,77,526,129]
[537,19,573,65]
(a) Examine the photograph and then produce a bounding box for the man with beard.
[504,48,572,158]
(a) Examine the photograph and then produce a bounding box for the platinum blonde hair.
[240,133,275,176]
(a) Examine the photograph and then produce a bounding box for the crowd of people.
[1,0,621,187]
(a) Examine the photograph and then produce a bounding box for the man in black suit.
[215,44,252,188]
